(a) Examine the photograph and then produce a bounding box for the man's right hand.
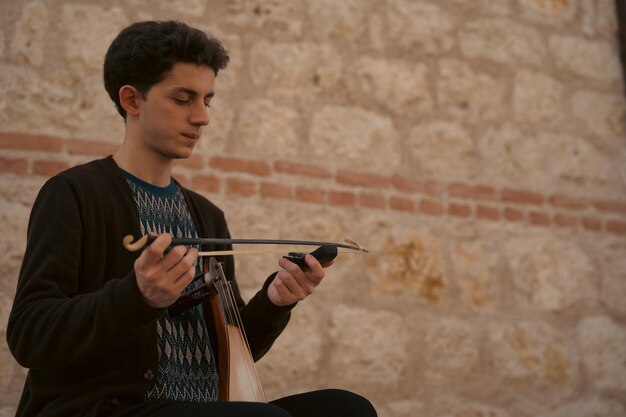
[133,234,198,309]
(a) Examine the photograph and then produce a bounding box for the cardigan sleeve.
[7,174,161,369]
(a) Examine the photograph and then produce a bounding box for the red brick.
[503,207,524,222]
[260,182,292,199]
[390,196,415,212]
[553,213,578,228]
[66,139,118,156]
[336,170,390,189]
[358,192,386,209]
[528,211,550,226]
[606,220,626,235]
[581,216,602,231]
[226,178,256,196]
[419,199,444,216]
[32,160,70,177]
[594,200,626,215]
[329,190,356,207]
[191,174,220,193]
[0,156,28,174]
[295,186,326,204]
[210,156,271,176]
[274,161,332,178]
[0,132,63,152]
[448,202,471,217]
[448,183,496,201]
[548,194,589,210]
[500,188,544,205]
[391,175,443,196]
[476,205,500,221]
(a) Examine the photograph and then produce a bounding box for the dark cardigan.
[7,156,293,417]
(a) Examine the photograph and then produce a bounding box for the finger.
[272,272,306,302]
[160,245,189,272]
[142,234,173,263]
[303,254,326,285]
[275,265,312,299]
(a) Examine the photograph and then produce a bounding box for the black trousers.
[106,389,377,417]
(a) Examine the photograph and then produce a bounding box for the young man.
[7,21,376,417]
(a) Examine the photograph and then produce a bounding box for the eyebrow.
[171,87,215,99]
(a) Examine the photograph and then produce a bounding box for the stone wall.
[1,0,626,416]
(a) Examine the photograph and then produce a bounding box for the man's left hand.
[267,254,333,306]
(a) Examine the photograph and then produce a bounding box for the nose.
[190,102,209,126]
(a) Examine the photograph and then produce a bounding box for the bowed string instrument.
[123,234,369,403]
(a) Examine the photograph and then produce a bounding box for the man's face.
[135,62,216,160]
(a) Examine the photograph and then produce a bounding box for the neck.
[113,135,173,187]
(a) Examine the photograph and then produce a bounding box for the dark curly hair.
[103,20,229,119]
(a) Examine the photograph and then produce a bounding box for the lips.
[182,132,200,140]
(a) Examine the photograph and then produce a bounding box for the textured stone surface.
[405,121,475,180]
[308,106,399,172]
[10,1,47,67]
[513,69,564,124]
[488,321,579,398]
[539,396,625,417]
[437,59,507,122]
[346,56,432,115]
[577,316,626,393]
[460,19,548,65]
[571,90,626,138]
[328,305,410,386]
[504,234,595,311]
[549,35,622,82]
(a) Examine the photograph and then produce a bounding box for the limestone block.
[369,235,447,304]
[62,5,128,70]
[538,396,625,417]
[230,99,300,159]
[599,252,626,317]
[0,406,18,417]
[386,0,455,53]
[306,0,370,42]
[571,91,626,138]
[10,1,47,67]
[0,338,16,393]
[577,316,626,393]
[449,0,512,16]
[460,19,548,65]
[549,35,621,82]
[478,125,616,194]
[227,0,304,36]
[422,318,480,381]
[488,321,579,394]
[256,303,323,389]
[513,69,564,123]
[346,56,432,115]
[150,0,205,16]
[248,42,342,101]
[328,305,410,386]
[581,0,619,36]
[405,121,475,180]
[451,239,502,312]
[437,59,507,122]
[308,106,399,172]
[504,233,595,311]
[435,403,512,417]
[381,399,427,417]
[517,0,577,25]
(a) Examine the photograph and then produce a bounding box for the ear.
[119,85,142,118]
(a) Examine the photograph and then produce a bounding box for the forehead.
[157,62,216,93]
